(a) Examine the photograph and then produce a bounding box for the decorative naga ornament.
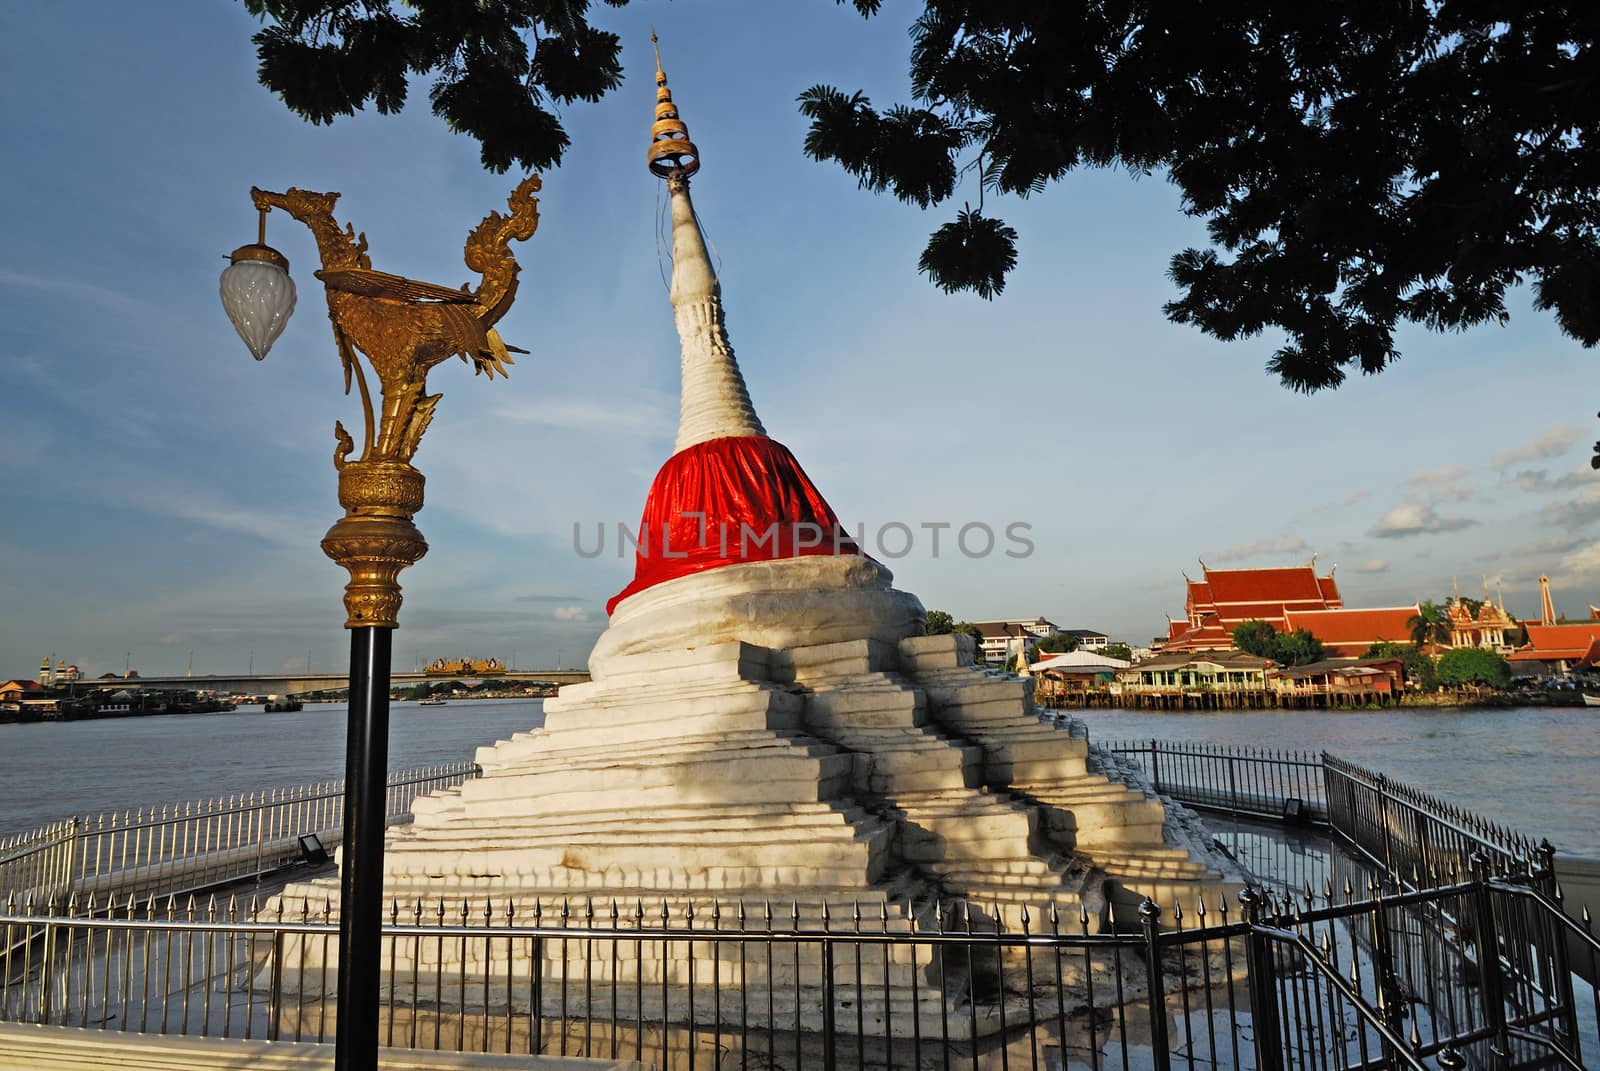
[222,179,542,627]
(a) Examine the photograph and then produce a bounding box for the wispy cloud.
[1491,426,1585,468]
[1370,503,1476,539]
[1507,534,1592,559]
[1513,466,1597,494]
[552,606,590,622]
[1203,534,1308,563]
[1554,541,1600,586]
[1538,485,1600,529]
[515,593,586,603]
[1350,560,1390,574]
[1405,465,1472,501]
[494,394,675,437]
[0,267,155,316]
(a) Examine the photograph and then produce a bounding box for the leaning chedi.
[369,39,1236,928]
[278,40,1240,1045]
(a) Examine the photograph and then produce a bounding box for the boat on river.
[418,698,447,707]
[1583,691,1600,708]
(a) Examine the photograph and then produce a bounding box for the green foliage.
[1363,641,1438,691]
[1231,620,1279,659]
[1231,619,1324,666]
[1097,643,1134,662]
[1272,630,1327,668]
[803,2,1600,386]
[1033,633,1080,655]
[954,622,986,661]
[241,0,628,173]
[918,208,1018,299]
[1436,647,1512,689]
[924,609,955,635]
[1408,601,1452,649]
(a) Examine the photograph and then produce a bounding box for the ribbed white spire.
[666,172,764,450]
[646,37,764,452]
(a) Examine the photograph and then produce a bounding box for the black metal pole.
[334,625,392,1071]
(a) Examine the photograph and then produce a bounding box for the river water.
[2,701,1595,855]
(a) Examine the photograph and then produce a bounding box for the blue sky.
[2,1,1596,680]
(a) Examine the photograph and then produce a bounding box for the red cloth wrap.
[607,436,862,615]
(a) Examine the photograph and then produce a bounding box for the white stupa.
[276,42,1240,1040]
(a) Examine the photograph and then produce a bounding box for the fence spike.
[684,900,694,926]
[185,893,197,920]
[820,901,830,931]
[791,900,800,931]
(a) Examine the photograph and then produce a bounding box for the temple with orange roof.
[1163,562,1421,658]
[1507,575,1600,673]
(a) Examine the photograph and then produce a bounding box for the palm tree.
[1408,600,1452,650]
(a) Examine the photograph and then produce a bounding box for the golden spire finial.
[646,32,700,178]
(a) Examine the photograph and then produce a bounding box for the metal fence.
[7,866,1590,1070]
[4,742,1593,1069]
[1102,741,1328,824]
[7,882,1543,1071]
[1321,755,1544,888]
[0,764,476,910]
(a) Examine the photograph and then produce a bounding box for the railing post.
[1536,838,1581,1050]
[1227,755,1240,821]
[1375,774,1395,877]
[821,931,838,1071]
[1149,740,1162,794]
[1367,879,1407,1055]
[1469,851,1510,1069]
[1240,888,1284,1071]
[1139,899,1172,1071]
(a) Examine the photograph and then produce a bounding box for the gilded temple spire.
[647,30,701,179]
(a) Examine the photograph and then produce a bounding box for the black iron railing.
[1103,740,1327,823]
[3,740,1595,1070]
[5,885,1534,1071]
[0,764,476,910]
[1321,755,1542,885]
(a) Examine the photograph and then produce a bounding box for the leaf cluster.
[1231,619,1325,666]
[243,0,627,172]
[804,2,1600,389]
[1436,646,1512,689]
[1363,640,1438,691]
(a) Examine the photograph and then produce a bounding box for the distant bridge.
[96,669,589,696]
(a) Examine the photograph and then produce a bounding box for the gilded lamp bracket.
[239,178,542,628]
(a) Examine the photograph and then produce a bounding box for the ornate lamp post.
[219,178,542,1071]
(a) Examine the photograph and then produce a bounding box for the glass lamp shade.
[220,256,297,360]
